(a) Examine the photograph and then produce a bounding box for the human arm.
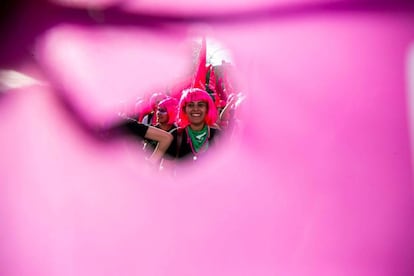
[100,119,172,165]
[144,126,173,165]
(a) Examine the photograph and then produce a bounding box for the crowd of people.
[100,37,246,173]
[113,85,244,173]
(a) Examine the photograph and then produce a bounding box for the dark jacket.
[165,126,220,161]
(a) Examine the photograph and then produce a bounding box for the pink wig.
[149,92,167,109]
[158,97,179,125]
[177,88,218,128]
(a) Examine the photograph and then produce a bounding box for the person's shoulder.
[169,127,178,134]
[210,126,221,133]
[168,124,178,132]
[209,126,221,139]
[169,127,184,139]
[171,126,187,133]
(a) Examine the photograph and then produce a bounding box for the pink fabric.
[1,1,414,275]
[192,37,208,89]
[50,0,330,15]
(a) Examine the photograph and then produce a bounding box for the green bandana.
[187,125,208,153]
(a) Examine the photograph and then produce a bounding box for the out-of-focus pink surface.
[1,1,414,275]
[51,0,330,15]
[37,25,192,122]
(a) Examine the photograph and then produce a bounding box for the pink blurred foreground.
[1,0,414,275]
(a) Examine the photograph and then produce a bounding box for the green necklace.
[187,125,208,153]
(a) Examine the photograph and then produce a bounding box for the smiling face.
[177,88,218,128]
[184,101,207,128]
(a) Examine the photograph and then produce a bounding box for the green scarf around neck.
[187,125,208,152]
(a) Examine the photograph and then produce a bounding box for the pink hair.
[149,92,167,109]
[177,88,218,128]
[158,97,179,125]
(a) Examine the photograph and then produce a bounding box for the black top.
[101,118,149,141]
[144,124,176,152]
[165,126,220,161]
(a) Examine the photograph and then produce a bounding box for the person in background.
[141,92,167,126]
[154,97,179,132]
[218,93,245,140]
[143,97,178,157]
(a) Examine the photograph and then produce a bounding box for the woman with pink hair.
[162,88,220,166]
[143,97,178,155]
[141,92,167,125]
[155,97,179,132]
